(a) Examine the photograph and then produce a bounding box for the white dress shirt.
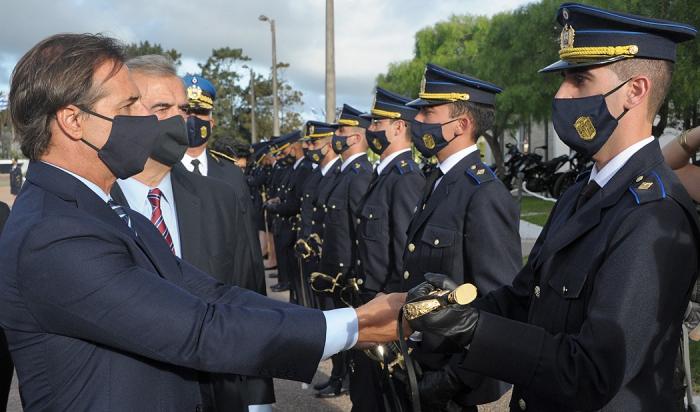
[377,148,411,175]
[117,173,182,258]
[341,152,366,172]
[589,136,654,188]
[434,144,479,190]
[181,150,209,176]
[321,156,340,176]
[44,162,359,370]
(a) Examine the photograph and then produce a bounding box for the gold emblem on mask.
[312,153,320,162]
[560,24,575,49]
[372,138,382,150]
[574,116,596,141]
[422,133,436,149]
[335,141,342,150]
[200,126,208,139]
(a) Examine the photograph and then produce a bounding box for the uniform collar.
[438,144,479,176]
[340,152,366,172]
[181,150,208,174]
[377,148,411,175]
[293,156,304,170]
[589,136,654,188]
[321,156,340,176]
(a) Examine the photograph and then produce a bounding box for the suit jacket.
[0,161,326,411]
[466,141,700,411]
[204,151,266,294]
[320,154,373,277]
[356,150,425,292]
[400,150,520,405]
[112,167,264,295]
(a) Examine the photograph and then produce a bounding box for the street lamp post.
[259,14,280,137]
[325,0,336,123]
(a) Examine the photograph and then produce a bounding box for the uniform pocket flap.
[420,225,456,248]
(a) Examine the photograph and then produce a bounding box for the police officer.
[265,131,315,297]
[398,63,521,411]
[407,3,700,410]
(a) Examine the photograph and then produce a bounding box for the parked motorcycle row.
[498,143,593,199]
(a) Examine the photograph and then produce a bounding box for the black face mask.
[305,144,328,164]
[365,129,390,155]
[332,134,352,155]
[151,116,189,167]
[551,79,631,157]
[186,116,211,147]
[78,107,159,179]
[410,118,461,158]
[278,154,295,167]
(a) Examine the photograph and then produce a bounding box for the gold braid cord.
[418,92,470,102]
[559,45,638,60]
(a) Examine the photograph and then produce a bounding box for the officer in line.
[326,105,381,409]
[407,3,700,410]
[265,131,315,296]
[347,88,425,411]
[264,137,295,279]
[247,141,275,267]
[357,88,425,294]
[398,63,521,411]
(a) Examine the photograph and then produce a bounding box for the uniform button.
[322,224,326,228]
[518,398,526,410]
[357,218,361,224]
[311,220,315,225]
[433,239,440,246]
[403,270,410,279]
[313,207,317,212]
[534,285,540,298]
[369,213,373,219]
[355,239,359,245]
[562,286,568,295]
[357,259,361,265]
[331,204,336,209]
[306,194,310,198]
[357,278,364,285]
[339,263,344,267]
[408,243,415,252]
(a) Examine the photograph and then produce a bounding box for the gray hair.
[125,54,177,77]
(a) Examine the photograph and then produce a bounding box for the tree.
[125,41,182,65]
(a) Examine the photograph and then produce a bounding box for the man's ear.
[55,105,84,141]
[625,75,651,112]
[454,116,472,138]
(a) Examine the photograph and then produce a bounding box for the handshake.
[355,273,480,350]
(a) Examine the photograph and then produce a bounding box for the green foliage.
[125,41,182,65]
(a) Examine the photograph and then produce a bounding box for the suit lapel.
[171,168,202,263]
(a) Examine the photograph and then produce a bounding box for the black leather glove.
[407,272,458,302]
[406,299,480,350]
[417,365,464,411]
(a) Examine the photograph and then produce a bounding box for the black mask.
[186,116,211,147]
[278,154,295,167]
[551,79,630,157]
[78,107,159,179]
[332,134,352,155]
[151,116,188,167]
[305,145,328,164]
[365,129,390,155]
[410,118,460,158]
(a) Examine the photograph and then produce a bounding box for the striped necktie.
[108,200,134,231]
[147,188,175,254]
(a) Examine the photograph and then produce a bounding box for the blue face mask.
[332,134,352,155]
[365,129,390,155]
[409,118,461,158]
[186,116,211,147]
[551,78,631,157]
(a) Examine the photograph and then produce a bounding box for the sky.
[0,0,534,118]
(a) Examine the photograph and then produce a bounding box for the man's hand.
[355,293,407,346]
[406,272,458,302]
[406,301,479,350]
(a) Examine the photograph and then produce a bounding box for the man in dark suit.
[0,32,405,412]
[179,74,266,298]
[265,131,315,296]
[0,201,11,412]
[407,4,700,411]
[110,54,270,411]
[397,63,521,411]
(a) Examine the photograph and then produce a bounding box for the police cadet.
[407,3,700,411]
[357,88,425,294]
[247,142,275,264]
[265,131,315,297]
[395,63,522,411]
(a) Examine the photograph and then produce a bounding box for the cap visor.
[405,98,449,107]
[539,56,628,73]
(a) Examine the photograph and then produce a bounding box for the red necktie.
[147,188,175,254]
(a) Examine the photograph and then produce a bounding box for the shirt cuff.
[321,308,359,360]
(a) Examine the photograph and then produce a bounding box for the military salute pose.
[398,63,522,411]
[407,3,700,411]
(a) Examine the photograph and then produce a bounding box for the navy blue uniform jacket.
[0,161,326,411]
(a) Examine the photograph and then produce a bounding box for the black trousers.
[0,329,14,412]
